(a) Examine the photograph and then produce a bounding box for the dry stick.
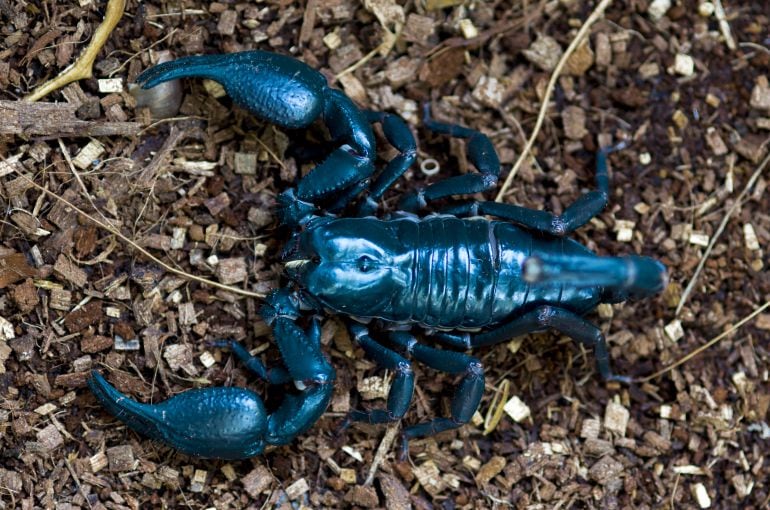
[12,170,266,299]
[24,0,126,102]
[364,424,400,486]
[334,38,395,81]
[714,0,736,51]
[638,300,770,383]
[675,148,770,316]
[63,456,94,510]
[494,0,614,202]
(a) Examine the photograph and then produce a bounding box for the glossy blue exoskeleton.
[89,51,667,459]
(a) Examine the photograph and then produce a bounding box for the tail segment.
[523,254,667,301]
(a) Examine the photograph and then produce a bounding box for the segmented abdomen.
[391,216,516,328]
[388,216,601,329]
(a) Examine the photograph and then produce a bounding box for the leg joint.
[537,305,557,326]
[467,359,484,377]
[396,361,413,376]
[549,217,567,236]
[482,173,499,188]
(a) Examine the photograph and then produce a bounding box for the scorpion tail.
[523,254,668,301]
[88,371,269,459]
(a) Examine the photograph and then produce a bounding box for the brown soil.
[1,1,769,509]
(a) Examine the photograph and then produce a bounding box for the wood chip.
[163,344,198,376]
[647,0,672,19]
[743,223,760,250]
[107,444,135,472]
[81,334,113,353]
[475,455,506,485]
[11,278,39,313]
[565,39,594,76]
[216,257,248,285]
[523,35,562,72]
[692,482,712,508]
[0,253,37,289]
[671,53,695,76]
[97,78,123,93]
[688,231,710,247]
[562,105,588,140]
[401,14,434,44]
[385,56,421,89]
[114,334,140,351]
[504,395,531,422]
[604,401,630,436]
[639,62,660,79]
[458,19,477,39]
[588,456,624,485]
[664,319,684,342]
[190,469,207,492]
[72,140,105,169]
[54,254,88,288]
[580,418,601,439]
[234,152,257,175]
[36,422,64,450]
[339,468,357,484]
[344,485,379,508]
[357,375,390,400]
[242,465,272,497]
[413,460,446,497]
[141,473,163,490]
[178,302,198,326]
[90,451,108,473]
[378,473,410,510]
[614,220,635,242]
[672,465,707,475]
[158,466,180,488]
[285,478,310,500]
[750,76,770,111]
[703,127,728,156]
[199,351,216,368]
[204,192,231,216]
[323,31,342,50]
[733,134,768,164]
[34,402,57,415]
[64,300,102,333]
[217,10,238,35]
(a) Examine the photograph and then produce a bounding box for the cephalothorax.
[90,50,667,459]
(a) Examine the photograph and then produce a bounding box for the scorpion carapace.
[89,50,667,459]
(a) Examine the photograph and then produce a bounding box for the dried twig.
[675,147,770,316]
[714,0,736,51]
[495,0,614,202]
[364,424,399,486]
[10,169,266,299]
[334,37,396,81]
[639,300,770,383]
[0,100,139,137]
[24,0,127,102]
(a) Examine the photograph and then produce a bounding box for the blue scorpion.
[89,51,667,459]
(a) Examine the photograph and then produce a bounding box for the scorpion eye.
[311,255,321,264]
[357,255,373,272]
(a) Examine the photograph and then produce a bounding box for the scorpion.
[88,51,668,460]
